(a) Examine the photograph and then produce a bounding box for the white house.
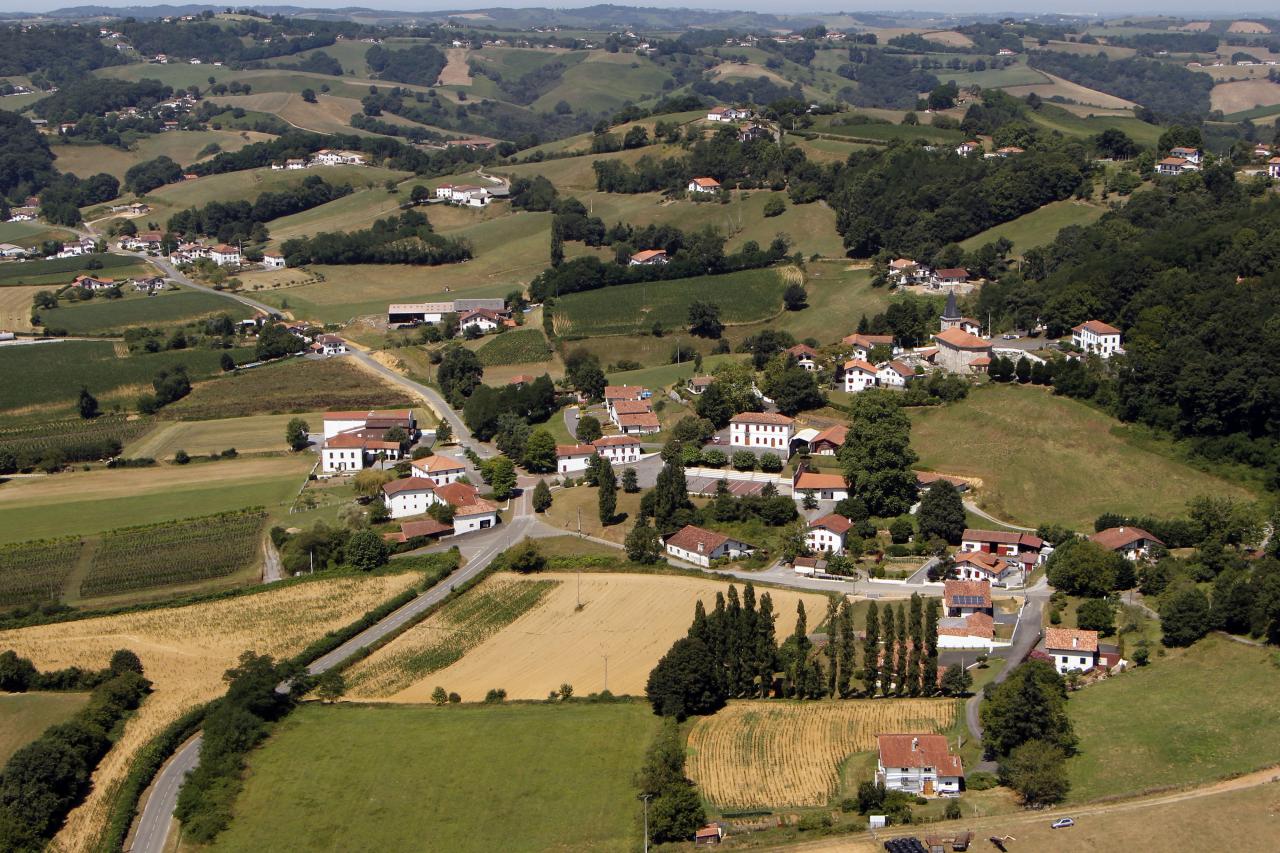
[617,411,661,435]
[961,528,1047,563]
[729,412,794,450]
[876,734,963,797]
[1044,627,1099,674]
[556,443,596,474]
[876,360,914,388]
[0,243,27,258]
[629,249,668,266]
[688,177,721,194]
[664,525,754,568]
[793,469,849,501]
[944,579,993,618]
[1090,526,1164,560]
[411,454,467,485]
[956,140,982,156]
[312,148,367,166]
[951,551,1007,583]
[383,476,442,519]
[706,106,750,122]
[1157,156,1195,176]
[842,333,897,361]
[284,158,306,170]
[311,334,348,356]
[593,435,642,465]
[262,252,286,270]
[210,244,241,267]
[1072,319,1122,359]
[786,344,819,371]
[1269,157,1280,179]
[1169,146,1201,165]
[604,385,648,419]
[457,308,502,334]
[806,514,853,555]
[321,409,417,441]
[936,612,996,651]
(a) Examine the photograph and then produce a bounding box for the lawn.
[211,702,660,853]
[1067,635,1280,801]
[125,411,330,458]
[0,692,90,765]
[958,200,1106,255]
[910,384,1255,530]
[46,288,252,335]
[552,268,786,337]
[0,341,254,416]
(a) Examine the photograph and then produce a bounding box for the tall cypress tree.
[895,603,909,697]
[726,585,744,696]
[740,583,759,696]
[652,459,693,534]
[922,598,939,696]
[689,599,709,645]
[791,601,811,698]
[880,604,896,697]
[755,592,777,697]
[597,460,617,524]
[825,596,840,698]
[837,598,856,698]
[863,600,879,696]
[906,593,923,696]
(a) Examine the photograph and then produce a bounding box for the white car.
[1051,817,1075,829]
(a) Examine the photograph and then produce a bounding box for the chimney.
[911,737,919,752]
[697,541,705,554]
[1072,636,1079,649]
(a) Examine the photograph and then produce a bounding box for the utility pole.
[602,653,609,691]
[640,793,652,853]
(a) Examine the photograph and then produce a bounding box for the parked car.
[1002,333,1018,340]
[1051,818,1075,829]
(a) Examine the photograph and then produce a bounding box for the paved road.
[129,495,532,853]
[563,405,580,441]
[146,254,280,316]
[344,349,492,459]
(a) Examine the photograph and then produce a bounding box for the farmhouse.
[931,268,970,289]
[311,334,348,356]
[411,454,467,484]
[686,375,714,395]
[738,124,770,143]
[933,328,992,374]
[131,275,166,294]
[210,244,241,267]
[312,149,367,166]
[382,476,441,519]
[688,177,721,194]
[322,409,417,441]
[1157,156,1195,176]
[841,358,878,393]
[1090,526,1164,560]
[1072,319,1123,359]
[1044,627,1099,674]
[72,275,117,291]
[457,308,504,335]
[876,360,915,388]
[592,435,642,465]
[956,140,982,156]
[809,424,846,455]
[0,243,27,258]
[1170,146,1201,165]
[556,443,596,474]
[937,612,996,650]
[961,528,1048,564]
[888,257,929,286]
[629,249,668,266]
[381,478,498,533]
[664,524,754,567]
[786,343,820,371]
[952,551,1008,583]
[1270,157,1280,180]
[617,411,661,435]
[437,184,491,207]
[944,579,993,617]
[262,252,286,270]
[320,432,401,474]
[842,333,896,360]
[876,734,963,796]
[806,514,854,555]
[793,468,849,501]
[386,298,507,326]
[604,385,648,419]
[706,105,751,122]
[729,412,794,450]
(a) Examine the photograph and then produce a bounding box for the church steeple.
[942,289,960,322]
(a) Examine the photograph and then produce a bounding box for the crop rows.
[475,328,553,366]
[346,577,558,697]
[687,699,957,808]
[0,416,151,459]
[0,537,83,608]
[79,509,267,598]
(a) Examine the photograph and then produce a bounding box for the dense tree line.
[279,209,471,267]
[1027,52,1213,121]
[167,176,353,243]
[837,47,941,109]
[123,155,184,194]
[275,50,344,76]
[366,43,448,87]
[0,651,150,851]
[0,109,57,204]
[119,17,352,65]
[637,719,706,843]
[979,660,1075,806]
[1106,32,1221,53]
[33,78,174,124]
[0,25,125,86]
[462,374,558,441]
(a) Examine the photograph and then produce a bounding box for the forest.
[279,209,472,267]
[366,43,448,87]
[1027,52,1214,121]
[32,78,175,124]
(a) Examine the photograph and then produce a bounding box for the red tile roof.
[944,579,992,609]
[691,177,721,188]
[324,433,367,449]
[786,344,819,359]
[666,524,731,554]
[934,328,990,350]
[383,476,438,496]
[935,268,969,279]
[630,249,667,263]
[436,481,480,508]
[413,454,465,473]
[877,734,963,775]
[1045,627,1099,654]
[593,435,640,448]
[1073,319,1121,336]
[1090,526,1163,551]
[730,411,794,426]
[557,443,597,457]
[795,471,847,490]
[604,385,646,400]
[954,551,1005,574]
[611,400,653,415]
[618,411,661,428]
[810,424,847,447]
[809,514,853,534]
[962,528,1043,549]
[843,358,877,374]
[398,518,452,539]
[842,333,894,348]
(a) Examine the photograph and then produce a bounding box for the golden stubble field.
[687,699,958,809]
[0,572,419,852]
[346,572,829,703]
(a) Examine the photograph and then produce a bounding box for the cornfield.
[0,537,82,608]
[0,571,419,853]
[79,509,266,598]
[345,577,558,698]
[687,699,957,809]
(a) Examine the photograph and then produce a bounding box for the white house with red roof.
[931,268,970,288]
[806,514,854,554]
[410,454,467,485]
[1090,526,1164,560]
[937,612,996,651]
[617,411,661,435]
[842,333,897,361]
[706,106,750,122]
[629,249,668,266]
[729,412,794,450]
[381,478,498,533]
[944,579,993,617]
[1072,319,1123,359]
[311,334,348,356]
[210,244,241,266]
[792,467,849,501]
[604,385,647,419]
[457,308,504,335]
[876,360,915,388]
[382,477,442,519]
[1269,157,1280,180]
[952,551,1008,583]
[1044,627,1099,674]
[1169,146,1201,165]
[664,524,754,567]
[876,734,963,796]
[786,343,820,371]
[688,177,721,194]
[956,140,982,156]
[809,424,846,455]
[556,443,597,474]
[592,435,642,465]
[841,359,877,393]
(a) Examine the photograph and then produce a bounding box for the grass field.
[211,702,659,853]
[126,410,328,457]
[0,455,312,543]
[0,692,90,765]
[475,327,553,365]
[51,130,271,181]
[1003,72,1138,109]
[819,120,965,145]
[687,699,959,809]
[938,63,1049,89]
[532,52,674,114]
[350,571,827,702]
[46,288,253,335]
[163,357,418,419]
[910,384,1255,530]
[958,200,1106,255]
[1026,103,1163,148]
[0,285,42,332]
[0,341,254,417]
[1068,635,1280,801]
[0,571,420,850]
[552,268,785,337]
[262,182,410,245]
[1210,78,1280,113]
[0,254,151,288]
[0,220,77,248]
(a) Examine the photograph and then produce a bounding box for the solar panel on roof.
[953,595,987,606]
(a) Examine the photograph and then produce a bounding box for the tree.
[862,600,880,695]
[889,516,914,544]
[285,417,310,451]
[507,540,546,573]
[839,391,918,516]
[314,670,345,702]
[917,480,965,543]
[763,195,786,217]
[940,663,973,696]
[486,456,517,501]
[435,419,453,445]
[431,686,448,706]
[352,468,394,498]
[575,414,602,442]
[979,660,1076,760]
[77,387,98,419]
[1001,740,1070,807]
[783,283,808,310]
[687,300,724,338]
[532,479,552,512]
[1160,584,1211,647]
[301,87,317,103]
[598,461,617,524]
[621,467,639,493]
[651,458,694,534]
[625,519,663,563]
[1075,598,1115,636]
[437,345,484,403]
[1045,539,1125,597]
[645,636,726,720]
[649,777,705,843]
[110,649,144,675]
[220,352,235,372]
[694,381,733,428]
[522,429,557,473]
[762,354,825,415]
[346,529,389,571]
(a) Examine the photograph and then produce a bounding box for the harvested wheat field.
[438,48,473,86]
[0,572,418,852]
[1228,20,1270,34]
[687,699,958,809]
[1005,73,1136,110]
[346,572,829,703]
[1211,79,1280,114]
[0,285,41,332]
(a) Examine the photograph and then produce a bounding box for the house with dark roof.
[664,525,753,567]
[876,734,963,796]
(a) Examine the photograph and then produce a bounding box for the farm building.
[1043,627,1100,675]
[410,454,467,485]
[729,412,794,450]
